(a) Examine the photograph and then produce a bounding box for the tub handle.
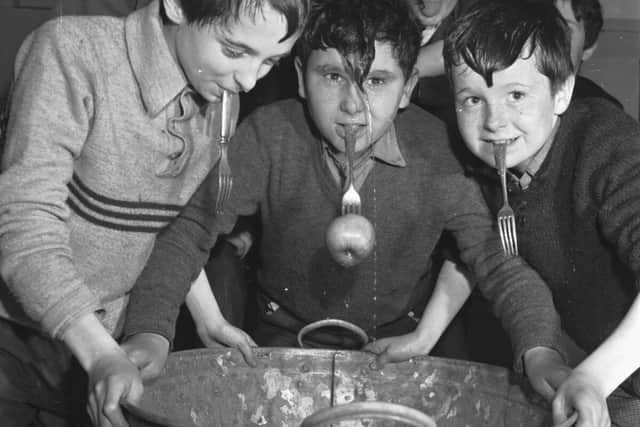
[300,401,437,427]
[297,318,369,349]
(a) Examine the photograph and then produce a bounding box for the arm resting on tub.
[186,269,257,366]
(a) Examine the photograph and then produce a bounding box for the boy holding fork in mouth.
[413,0,640,424]
[0,0,308,425]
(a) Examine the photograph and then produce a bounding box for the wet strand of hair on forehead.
[339,53,373,148]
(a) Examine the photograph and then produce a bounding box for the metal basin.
[124,348,550,427]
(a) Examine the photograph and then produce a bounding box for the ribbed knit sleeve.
[0,21,100,337]
[123,110,267,344]
[122,171,222,344]
[441,176,566,372]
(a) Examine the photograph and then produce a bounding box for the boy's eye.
[459,96,482,109]
[222,46,245,59]
[509,91,525,102]
[324,73,345,83]
[366,77,386,87]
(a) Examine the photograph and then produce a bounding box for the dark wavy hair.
[443,0,574,94]
[176,0,310,42]
[295,0,421,82]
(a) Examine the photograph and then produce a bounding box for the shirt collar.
[125,0,188,117]
[372,125,407,167]
[509,118,561,189]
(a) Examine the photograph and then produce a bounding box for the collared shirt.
[509,119,561,190]
[323,125,407,190]
[127,0,224,176]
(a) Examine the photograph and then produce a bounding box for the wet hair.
[178,0,310,42]
[295,0,421,82]
[565,0,603,50]
[443,0,574,94]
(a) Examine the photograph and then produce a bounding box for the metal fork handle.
[344,129,356,190]
[493,144,508,203]
[220,90,234,139]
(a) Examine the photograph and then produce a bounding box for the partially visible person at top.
[53,0,149,16]
[431,0,640,425]
[554,0,622,109]
[113,0,574,415]
[0,0,309,425]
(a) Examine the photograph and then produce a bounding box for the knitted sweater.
[471,98,640,359]
[0,1,221,338]
[124,98,566,370]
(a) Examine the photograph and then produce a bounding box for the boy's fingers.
[238,341,257,367]
[551,395,570,424]
[372,351,392,370]
[532,378,556,401]
[103,380,132,427]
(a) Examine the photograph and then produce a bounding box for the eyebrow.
[312,64,344,73]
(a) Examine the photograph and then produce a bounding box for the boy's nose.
[235,61,268,93]
[340,84,365,115]
[483,103,507,131]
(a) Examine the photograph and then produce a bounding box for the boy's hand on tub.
[524,346,572,401]
[552,370,610,427]
[363,331,433,369]
[122,332,170,381]
[87,347,144,427]
[197,320,258,367]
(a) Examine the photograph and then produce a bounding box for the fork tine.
[508,217,518,255]
[498,220,508,254]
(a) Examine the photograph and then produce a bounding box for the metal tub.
[124,348,549,426]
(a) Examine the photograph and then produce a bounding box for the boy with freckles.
[111,0,577,418]
[415,0,640,425]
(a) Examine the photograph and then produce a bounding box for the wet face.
[296,42,417,153]
[408,0,458,28]
[164,0,297,102]
[555,0,594,69]
[451,54,573,171]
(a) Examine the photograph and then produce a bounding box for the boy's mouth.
[337,124,367,139]
[486,137,518,146]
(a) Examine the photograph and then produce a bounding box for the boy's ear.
[398,68,419,109]
[294,57,307,99]
[553,74,575,116]
[163,0,186,25]
[581,42,597,62]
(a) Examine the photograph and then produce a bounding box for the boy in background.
[0,0,308,425]
[440,0,640,424]
[114,0,576,416]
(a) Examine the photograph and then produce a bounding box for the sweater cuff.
[512,329,569,374]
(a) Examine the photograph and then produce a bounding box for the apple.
[326,213,375,267]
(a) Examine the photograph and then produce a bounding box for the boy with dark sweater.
[117,0,573,409]
[0,0,308,425]
[436,0,640,425]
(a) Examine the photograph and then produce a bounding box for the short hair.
[443,0,574,94]
[295,0,421,81]
[566,0,603,50]
[178,0,310,42]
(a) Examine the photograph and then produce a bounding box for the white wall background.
[603,0,640,20]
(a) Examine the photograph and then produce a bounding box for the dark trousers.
[0,318,91,426]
